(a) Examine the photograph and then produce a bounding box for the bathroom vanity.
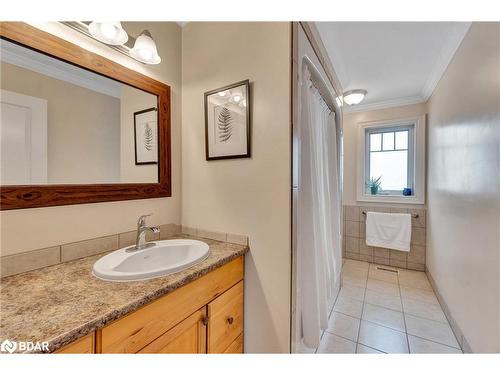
[58,257,244,354]
[0,235,247,354]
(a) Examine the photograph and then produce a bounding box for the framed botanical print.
[134,107,158,165]
[204,80,251,160]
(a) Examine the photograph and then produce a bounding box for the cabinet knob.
[202,316,209,326]
[226,316,234,325]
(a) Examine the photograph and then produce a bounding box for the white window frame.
[356,115,426,204]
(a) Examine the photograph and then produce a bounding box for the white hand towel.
[365,212,412,252]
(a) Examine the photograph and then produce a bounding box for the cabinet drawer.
[101,257,243,353]
[208,281,243,353]
[55,333,94,354]
[139,308,207,353]
[224,334,243,354]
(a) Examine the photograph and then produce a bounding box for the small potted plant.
[367,176,382,195]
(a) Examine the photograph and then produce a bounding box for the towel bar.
[362,211,419,219]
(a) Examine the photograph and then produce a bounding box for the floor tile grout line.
[354,264,369,352]
[421,276,464,352]
[360,304,406,333]
[397,267,411,353]
[363,299,403,314]
[342,259,462,354]
[400,273,462,350]
[410,267,463,352]
[324,331,358,345]
[406,333,463,351]
[403,311,450,325]
[357,342,388,354]
[315,273,343,354]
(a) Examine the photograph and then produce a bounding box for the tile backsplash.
[1,224,249,278]
[343,205,426,271]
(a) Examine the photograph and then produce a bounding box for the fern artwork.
[217,107,233,142]
[134,108,158,165]
[143,122,154,151]
[204,80,251,160]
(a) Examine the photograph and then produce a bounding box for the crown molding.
[420,22,471,101]
[342,95,425,114]
[1,39,122,98]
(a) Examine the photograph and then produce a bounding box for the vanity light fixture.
[232,94,242,103]
[130,30,161,65]
[218,91,228,97]
[88,22,128,45]
[343,89,367,106]
[62,22,163,65]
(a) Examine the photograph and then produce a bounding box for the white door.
[0,89,47,184]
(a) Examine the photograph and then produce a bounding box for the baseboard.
[425,266,472,353]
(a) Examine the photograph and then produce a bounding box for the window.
[366,125,414,195]
[357,116,426,204]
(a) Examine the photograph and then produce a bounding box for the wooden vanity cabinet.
[138,307,207,353]
[79,256,244,354]
[55,333,94,354]
[207,281,243,353]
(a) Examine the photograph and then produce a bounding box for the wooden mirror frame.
[0,22,171,210]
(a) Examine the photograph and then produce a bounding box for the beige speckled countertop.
[0,234,248,353]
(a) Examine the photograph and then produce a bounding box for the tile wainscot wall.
[342,205,426,271]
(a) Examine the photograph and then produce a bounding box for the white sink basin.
[92,239,210,282]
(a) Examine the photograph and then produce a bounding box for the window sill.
[357,194,424,205]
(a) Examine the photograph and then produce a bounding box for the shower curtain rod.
[302,55,337,113]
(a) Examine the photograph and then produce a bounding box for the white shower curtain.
[298,68,342,349]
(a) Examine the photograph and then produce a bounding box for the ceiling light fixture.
[130,30,161,65]
[88,22,128,45]
[343,89,367,106]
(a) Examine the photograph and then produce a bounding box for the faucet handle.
[137,213,153,226]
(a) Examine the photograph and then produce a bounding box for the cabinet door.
[55,333,94,354]
[224,334,243,354]
[138,307,207,353]
[101,257,243,353]
[207,281,244,353]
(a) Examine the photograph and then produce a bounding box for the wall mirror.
[0,22,171,210]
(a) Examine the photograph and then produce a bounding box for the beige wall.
[120,85,158,183]
[181,22,291,353]
[342,103,428,207]
[1,61,121,184]
[0,22,182,256]
[426,22,500,352]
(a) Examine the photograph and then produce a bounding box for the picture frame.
[134,107,158,165]
[204,79,251,160]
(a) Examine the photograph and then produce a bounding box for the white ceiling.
[316,22,471,112]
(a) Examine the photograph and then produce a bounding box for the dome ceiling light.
[343,89,367,106]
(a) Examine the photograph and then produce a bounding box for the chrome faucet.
[134,214,160,250]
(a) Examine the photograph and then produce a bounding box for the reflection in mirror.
[0,39,159,185]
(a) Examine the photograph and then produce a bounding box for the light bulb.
[100,23,117,39]
[233,94,242,103]
[139,49,153,61]
[88,22,128,45]
[218,91,227,97]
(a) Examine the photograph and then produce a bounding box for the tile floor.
[316,259,463,354]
